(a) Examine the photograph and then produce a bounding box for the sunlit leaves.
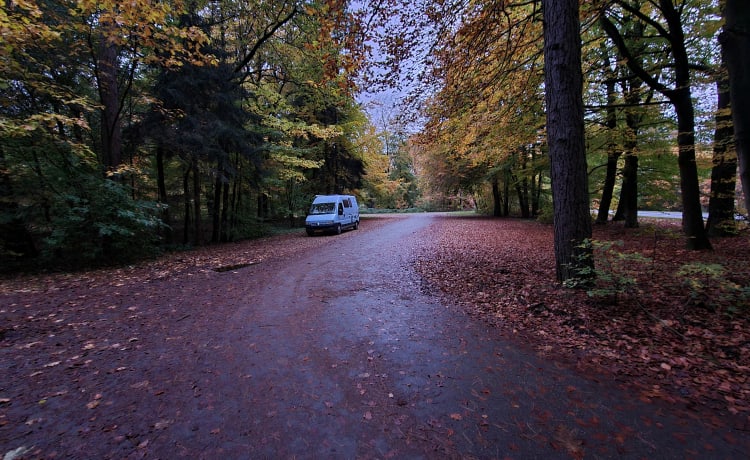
[72,0,213,68]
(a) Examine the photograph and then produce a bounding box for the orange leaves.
[413,216,750,417]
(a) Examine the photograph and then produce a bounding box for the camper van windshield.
[310,202,335,215]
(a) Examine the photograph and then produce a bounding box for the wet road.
[3,214,747,458]
[148,214,746,458]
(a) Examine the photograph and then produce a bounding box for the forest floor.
[413,215,750,428]
[1,213,749,458]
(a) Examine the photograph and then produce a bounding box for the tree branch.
[233,5,299,75]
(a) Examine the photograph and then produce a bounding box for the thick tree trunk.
[706,65,737,236]
[723,0,750,214]
[620,154,639,228]
[97,35,122,173]
[542,0,593,282]
[600,1,710,249]
[673,89,712,249]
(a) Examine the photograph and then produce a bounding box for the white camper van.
[305,195,360,236]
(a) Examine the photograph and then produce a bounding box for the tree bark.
[221,180,230,242]
[156,145,172,244]
[673,89,711,249]
[601,1,710,249]
[96,27,122,173]
[491,177,502,217]
[706,64,737,236]
[722,0,750,214]
[211,164,222,244]
[596,41,620,225]
[618,154,639,228]
[598,152,620,224]
[183,167,191,245]
[192,159,202,246]
[542,0,593,282]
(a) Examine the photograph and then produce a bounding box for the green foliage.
[536,205,555,224]
[564,239,652,304]
[42,178,164,267]
[677,262,750,315]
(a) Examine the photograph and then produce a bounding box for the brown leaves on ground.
[414,215,750,427]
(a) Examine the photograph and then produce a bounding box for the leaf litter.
[413,216,750,428]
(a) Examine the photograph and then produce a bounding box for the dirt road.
[2,214,747,458]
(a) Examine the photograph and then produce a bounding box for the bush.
[42,178,164,268]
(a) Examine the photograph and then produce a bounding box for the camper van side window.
[344,199,351,208]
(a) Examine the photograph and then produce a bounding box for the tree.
[75,0,212,174]
[706,55,737,236]
[542,0,593,281]
[722,0,750,214]
[599,0,713,249]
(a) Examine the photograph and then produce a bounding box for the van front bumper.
[305,223,337,232]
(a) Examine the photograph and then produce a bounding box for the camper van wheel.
[306,229,314,236]
[335,224,342,235]
[353,220,359,230]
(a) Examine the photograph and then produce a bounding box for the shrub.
[42,178,164,268]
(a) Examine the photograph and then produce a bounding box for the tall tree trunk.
[596,40,620,225]
[211,165,222,244]
[617,69,646,229]
[183,167,191,245]
[516,148,531,218]
[258,192,269,219]
[532,171,542,216]
[230,153,241,231]
[722,0,750,214]
[192,159,202,246]
[156,145,172,244]
[656,0,710,248]
[491,177,502,217]
[598,152,620,224]
[673,89,711,249]
[542,0,593,282]
[221,180,230,242]
[620,154,639,228]
[706,64,737,236]
[531,147,542,216]
[502,170,510,216]
[96,33,122,173]
[600,1,711,249]
[516,176,530,218]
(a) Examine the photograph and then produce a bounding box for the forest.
[1,0,748,273]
